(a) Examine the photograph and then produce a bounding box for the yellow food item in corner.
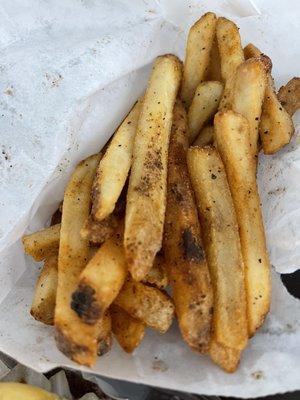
[0,382,60,400]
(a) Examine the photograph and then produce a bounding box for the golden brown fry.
[164,101,213,353]
[111,305,145,353]
[181,12,217,108]
[231,59,267,158]
[115,278,174,333]
[97,310,112,356]
[143,252,168,289]
[244,44,294,154]
[207,37,222,81]
[216,17,244,110]
[278,77,300,116]
[0,382,61,399]
[187,146,248,350]
[215,111,270,335]
[188,81,223,143]
[210,340,241,373]
[22,224,60,261]
[71,230,127,324]
[193,125,214,147]
[92,100,142,221]
[30,254,58,325]
[55,154,100,367]
[124,55,182,281]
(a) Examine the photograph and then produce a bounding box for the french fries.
[231,59,267,158]
[71,229,127,324]
[207,37,222,81]
[111,305,145,353]
[114,278,175,333]
[22,223,60,261]
[97,310,112,356]
[278,77,300,116]
[30,254,58,325]
[181,12,217,108]
[210,340,241,373]
[193,125,214,147]
[188,81,223,143]
[143,252,168,289]
[187,147,248,351]
[215,111,270,335]
[216,17,244,110]
[92,100,142,221]
[124,55,182,281]
[164,101,213,353]
[55,154,100,366]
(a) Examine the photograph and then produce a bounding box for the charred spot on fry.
[71,284,102,324]
[182,229,204,262]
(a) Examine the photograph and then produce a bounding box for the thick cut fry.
[92,100,142,221]
[111,305,145,353]
[207,37,222,81]
[187,147,248,350]
[124,55,182,281]
[71,230,127,324]
[55,154,100,366]
[244,44,294,154]
[164,102,213,353]
[115,279,174,333]
[181,12,217,108]
[193,125,214,147]
[231,59,267,158]
[30,254,58,325]
[215,111,271,335]
[143,253,168,289]
[210,340,241,373]
[188,81,223,143]
[0,382,60,400]
[97,310,112,356]
[22,224,60,261]
[216,17,244,110]
[278,77,300,116]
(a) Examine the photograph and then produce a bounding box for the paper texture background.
[0,0,299,397]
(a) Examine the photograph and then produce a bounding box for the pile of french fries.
[22,12,299,373]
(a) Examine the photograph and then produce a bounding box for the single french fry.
[193,125,214,147]
[181,12,217,108]
[97,310,112,356]
[92,100,142,221]
[207,37,222,81]
[115,278,175,333]
[216,17,244,110]
[30,254,58,325]
[0,382,60,399]
[111,305,145,353]
[210,340,241,373]
[164,101,213,353]
[71,229,127,324]
[244,44,294,154]
[143,253,168,289]
[187,147,248,350]
[215,110,271,335]
[231,59,267,158]
[278,77,300,116]
[124,55,182,281]
[188,81,223,143]
[22,224,60,261]
[55,154,100,367]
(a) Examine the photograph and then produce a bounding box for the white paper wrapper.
[0,0,299,398]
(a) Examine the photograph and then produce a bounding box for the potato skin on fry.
[278,77,300,116]
[111,305,145,353]
[210,340,241,373]
[71,230,127,325]
[30,254,58,325]
[187,146,248,351]
[143,252,168,289]
[164,101,213,353]
[124,55,182,281]
[214,110,271,335]
[115,278,175,333]
[181,12,217,108]
[55,154,100,366]
[97,310,112,356]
